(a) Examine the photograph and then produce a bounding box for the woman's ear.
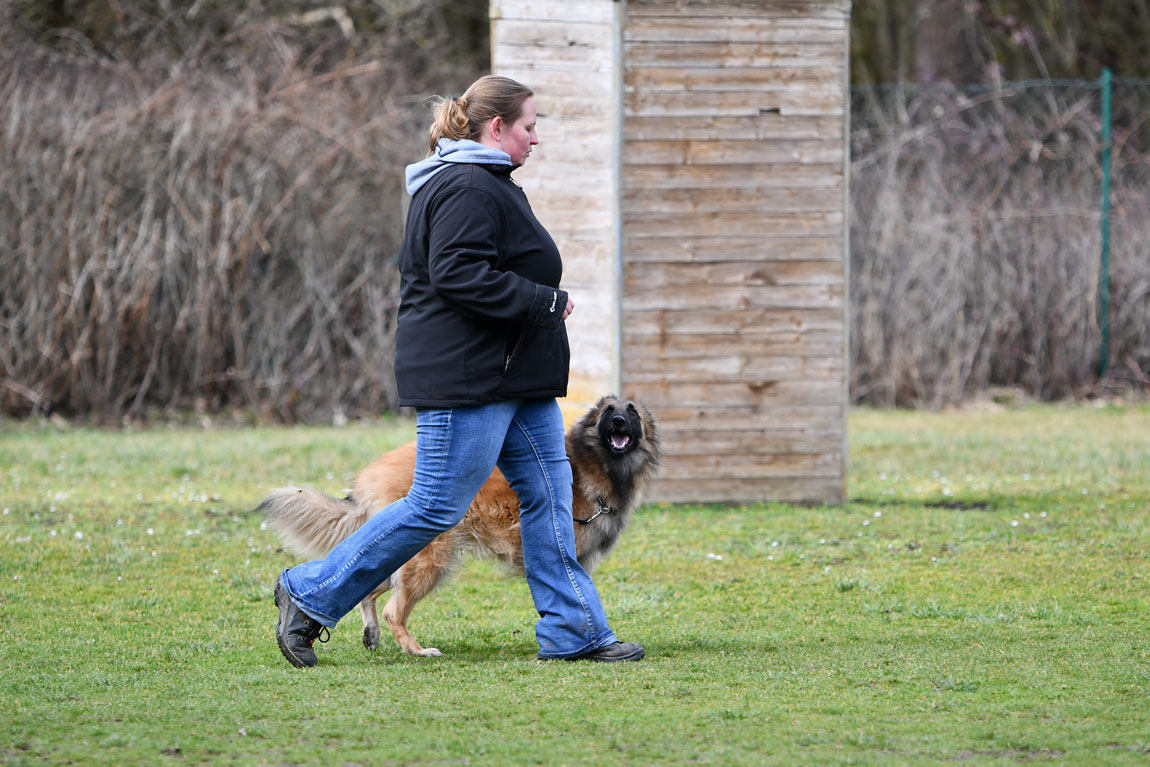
[488,115,504,142]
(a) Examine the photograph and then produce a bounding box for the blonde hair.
[428,75,534,153]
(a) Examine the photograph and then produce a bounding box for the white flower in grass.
[1023,513,1031,520]
[874,511,882,518]
[74,531,83,540]
[50,529,57,537]
[706,553,724,561]
[771,541,779,548]
[1011,520,1019,528]
[862,520,870,527]
[1040,512,1048,518]
[147,528,155,536]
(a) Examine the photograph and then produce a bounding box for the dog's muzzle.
[606,415,633,453]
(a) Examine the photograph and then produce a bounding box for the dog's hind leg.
[359,578,392,651]
[383,538,454,657]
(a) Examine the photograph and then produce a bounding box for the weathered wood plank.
[626,18,847,44]
[496,44,615,71]
[623,308,844,338]
[627,260,843,287]
[625,0,851,19]
[626,342,846,365]
[624,235,844,263]
[628,379,843,407]
[658,429,843,456]
[625,138,842,166]
[624,335,844,362]
[626,41,843,69]
[623,163,843,191]
[495,19,615,49]
[624,186,840,215]
[625,354,843,383]
[641,404,844,432]
[623,283,843,311]
[627,66,844,93]
[492,0,617,24]
[624,113,843,141]
[655,452,842,479]
[625,88,844,117]
[624,211,843,239]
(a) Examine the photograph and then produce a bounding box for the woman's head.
[428,75,537,165]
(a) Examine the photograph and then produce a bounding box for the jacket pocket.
[502,326,534,377]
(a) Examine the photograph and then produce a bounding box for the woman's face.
[495,97,538,166]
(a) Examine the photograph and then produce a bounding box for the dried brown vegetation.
[0,4,486,421]
[2,5,1148,419]
[850,80,1150,406]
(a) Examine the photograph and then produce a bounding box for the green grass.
[2,405,1149,766]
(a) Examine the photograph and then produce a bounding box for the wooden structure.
[491,0,851,503]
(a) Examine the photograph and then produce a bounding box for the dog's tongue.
[611,434,630,450]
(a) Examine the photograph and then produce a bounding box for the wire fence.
[849,75,1150,406]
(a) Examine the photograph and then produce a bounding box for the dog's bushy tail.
[259,487,372,560]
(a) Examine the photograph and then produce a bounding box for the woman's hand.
[562,297,575,321]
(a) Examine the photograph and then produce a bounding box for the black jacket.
[394,163,570,407]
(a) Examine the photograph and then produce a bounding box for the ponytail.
[427,75,534,153]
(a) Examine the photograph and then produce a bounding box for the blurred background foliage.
[7,0,1149,82]
[1,2,1148,419]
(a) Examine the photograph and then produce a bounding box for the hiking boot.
[539,641,645,662]
[274,574,329,668]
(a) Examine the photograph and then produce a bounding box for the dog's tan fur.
[260,396,659,657]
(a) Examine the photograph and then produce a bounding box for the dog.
[259,396,659,657]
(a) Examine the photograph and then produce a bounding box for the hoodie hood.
[405,138,513,196]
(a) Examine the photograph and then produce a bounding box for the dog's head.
[587,396,657,459]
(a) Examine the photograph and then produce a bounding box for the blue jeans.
[280,398,618,659]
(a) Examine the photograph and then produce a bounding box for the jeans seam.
[512,412,596,642]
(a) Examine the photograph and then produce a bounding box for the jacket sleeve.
[426,185,567,329]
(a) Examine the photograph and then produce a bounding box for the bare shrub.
[850,81,1150,407]
[0,9,485,421]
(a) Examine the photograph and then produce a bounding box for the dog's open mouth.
[608,432,631,453]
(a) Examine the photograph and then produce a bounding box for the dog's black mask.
[598,401,643,456]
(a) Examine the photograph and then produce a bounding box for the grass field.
[1,404,1148,766]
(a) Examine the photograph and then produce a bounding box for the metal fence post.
[1098,67,1112,378]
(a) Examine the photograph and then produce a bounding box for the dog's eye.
[605,404,615,413]
[627,404,637,414]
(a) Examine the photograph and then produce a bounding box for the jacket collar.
[405,139,513,196]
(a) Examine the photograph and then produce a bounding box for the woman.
[273,75,643,666]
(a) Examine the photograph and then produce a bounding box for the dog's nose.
[611,414,627,427]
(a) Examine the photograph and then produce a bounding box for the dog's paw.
[414,647,444,658]
[362,625,381,651]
